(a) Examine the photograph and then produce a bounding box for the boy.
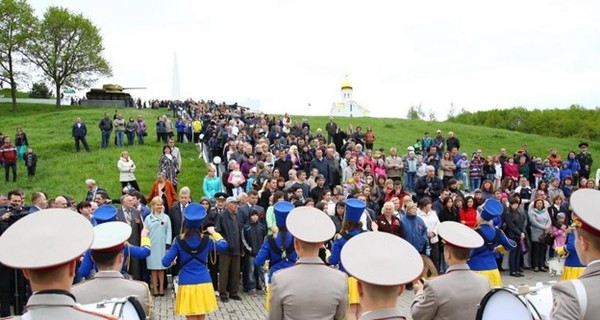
[242,210,266,295]
[23,146,37,177]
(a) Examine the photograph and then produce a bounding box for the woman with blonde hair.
[144,196,171,296]
[202,164,222,199]
[287,145,301,170]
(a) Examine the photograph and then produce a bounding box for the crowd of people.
[1,106,600,319]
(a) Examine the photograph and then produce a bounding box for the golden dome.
[341,76,352,90]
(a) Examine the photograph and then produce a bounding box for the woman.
[265,191,285,236]
[125,116,137,146]
[319,190,336,216]
[328,199,367,320]
[438,197,459,223]
[287,145,301,170]
[136,115,147,145]
[469,153,484,191]
[364,126,375,150]
[528,198,552,272]
[162,203,228,320]
[147,172,177,214]
[417,198,440,271]
[118,150,140,193]
[158,145,179,189]
[503,157,519,186]
[202,165,222,199]
[459,196,478,229]
[481,180,494,200]
[441,151,456,187]
[255,201,297,310]
[518,156,530,181]
[493,155,503,189]
[375,201,402,237]
[331,201,345,234]
[144,196,172,296]
[483,156,496,183]
[14,127,28,160]
[77,201,95,225]
[503,197,527,277]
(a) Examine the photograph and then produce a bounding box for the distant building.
[330,76,369,117]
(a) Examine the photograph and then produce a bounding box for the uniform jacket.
[552,260,600,320]
[71,270,152,317]
[557,232,584,268]
[360,307,406,320]
[77,243,150,279]
[256,231,298,282]
[18,290,115,319]
[468,224,516,271]
[411,263,490,320]
[269,256,348,320]
[328,229,363,274]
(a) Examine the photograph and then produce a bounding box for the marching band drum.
[476,282,554,320]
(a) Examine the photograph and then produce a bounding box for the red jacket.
[459,207,478,229]
[0,144,17,163]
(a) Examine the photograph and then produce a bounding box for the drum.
[547,257,564,276]
[476,288,532,320]
[524,284,554,320]
[80,296,146,320]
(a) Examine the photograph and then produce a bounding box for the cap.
[274,201,294,227]
[0,209,94,269]
[407,146,415,151]
[480,199,503,221]
[345,198,366,222]
[184,203,207,228]
[579,142,589,148]
[225,196,239,204]
[287,207,335,243]
[341,232,423,286]
[91,222,132,252]
[437,221,483,249]
[436,129,442,133]
[93,205,118,224]
[316,174,325,181]
[214,192,228,200]
[571,189,600,238]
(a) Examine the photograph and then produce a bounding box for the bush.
[29,82,51,99]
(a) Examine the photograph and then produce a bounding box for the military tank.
[85,84,145,100]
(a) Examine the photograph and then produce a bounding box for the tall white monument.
[171,52,181,100]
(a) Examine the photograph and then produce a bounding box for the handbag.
[520,238,529,254]
[142,131,148,137]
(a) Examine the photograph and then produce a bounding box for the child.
[242,210,266,296]
[246,167,258,193]
[455,153,470,191]
[560,162,572,184]
[552,212,568,250]
[561,176,573,199]
[23,146,37,177]
[227,163,246,196]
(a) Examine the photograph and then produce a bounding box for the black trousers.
[74,136,90,152]
[531,241,547,269]
[27,165,36,177]
[4,162,16,182]
[0,264,26,316]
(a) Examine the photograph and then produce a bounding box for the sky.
[29,0,600,119]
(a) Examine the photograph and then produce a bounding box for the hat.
[436,129,442,134]
[287,207,335,243]
[91,222,132,252]
[0,209,94,269]
[579,142,589,148]
[345,198,366,222]
[571,189,600,237]
[214,192,228,201]
[274,201,294,227]
[437,221,483,249]
[225,196,239,204]
[479,199,503,221]
[407,146,415,151]
[184,203,207,228]
[93,205,118,224]
[341,232,423,286]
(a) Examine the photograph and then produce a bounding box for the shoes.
[249,289,257,297]
[517,272,525,277]
[256,286,263,291]
[540,267,548,272]
[533,267,540,272]
[220,296,229,303]
[510,272,520,277]
[215,291,220,297]
[230,295,242,301]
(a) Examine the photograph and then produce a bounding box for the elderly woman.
[528,198,552,272]
[375,201,402,237]
[417,198,441,271]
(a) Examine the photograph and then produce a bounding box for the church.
[330,76,369,117]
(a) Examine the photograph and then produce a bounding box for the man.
[269,206,348,320]
[576,142,593,179]
[415,165,443,201]
[94,191,110,206]
[116,194,143,280]
[385,147,404,182]
[129,190,150,219]
[411,221,490,320]
[53,196,68,208]
[29,192,48,213]
[85,179,107,202]
[98,112,113,149]
[432,189,450,215]
[215,196,243,302]
[0,137,17,182]
[309,174,328,202]
[552,189,600,319]
[242,210,266,296]
[0,209,113,319]
[433,130,445,158]
[72,117,90,152]
[325,116,338,144]
[309,148,331,186]
[274,150,293,180]
[169,186,191,240]
[445,131,460,151]
[548,177,565,201]
[72,222,152,317]
[341,231,423,319]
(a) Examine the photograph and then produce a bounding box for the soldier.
[269,206,348,320]
[576,142,593,179]
[552,189,600,319]
[411,221,491,320]
[72,221,152,317]
[341,231,423,320]
[0,209,115,319]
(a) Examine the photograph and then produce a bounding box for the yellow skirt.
[561,266,585,281]
[474,269,502,288]
[265,284,271,311]
[348,276,359,305]
[175,283,218,316]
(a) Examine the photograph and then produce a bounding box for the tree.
[24,6,111,107]
[447,102,456,120]
[407,104,425,120]
[29,81,50,98]
[428,109,436,121]
[0,0,36,111]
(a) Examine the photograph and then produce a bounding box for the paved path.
[153,269,560,319]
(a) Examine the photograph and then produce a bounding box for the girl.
[552,212,568,251]
[227,163,246,196]
[145,196,172,296]
[162,203,228,320]
[493,156,503,189]
[555,217,585,280]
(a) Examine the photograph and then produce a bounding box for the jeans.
[509,239,522,273]
[458,171,469,191]
[405,172,416,192]
[137,133,145,145]
[470,177,481,191]
[115,131,124,147]
[126,131,135,146]
[243,255,262,290]
[101,131,111,149]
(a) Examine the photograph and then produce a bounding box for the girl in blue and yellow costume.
[468,199,516,287]
[77,205,151,280]
[327,198,366,320]
[556,214,586,280]
[162,203,228,320]
[255,201,297,310]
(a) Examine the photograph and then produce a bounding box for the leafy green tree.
[0,0,36,111]
[24,6,111,107]
[29,81,50,98]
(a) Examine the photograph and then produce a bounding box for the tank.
[86,84,144,100]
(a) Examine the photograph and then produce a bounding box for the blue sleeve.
[328,237,345,266]
[162,240,180,268]
[255,239,271,266]
[499,229,517,250]
[215,239,229,252]
[77,249,93,279]
[127,244,151,258]
[566,233,576,254]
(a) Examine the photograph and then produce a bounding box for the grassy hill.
[1,103,597,203]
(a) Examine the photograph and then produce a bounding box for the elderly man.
[216,196,243,302]
[85,179,107,202]
[415,165,444,201]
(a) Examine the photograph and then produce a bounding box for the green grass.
[0,88,29,99]
[1,103,597,203]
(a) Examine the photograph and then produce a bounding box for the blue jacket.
[563,232,584,268]
[162,233,228,285]
[328,229,364,274]
[77,243,150,279]
[468,224,516,271]
[401,215,428,254]
[255,231,298,283]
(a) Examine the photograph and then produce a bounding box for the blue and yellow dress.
[327,228,363,304]
[255,231,298,310]
[162,232,228,316]
[556,231,585,280]
[77,238,151,280]
[468,224,516,287]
